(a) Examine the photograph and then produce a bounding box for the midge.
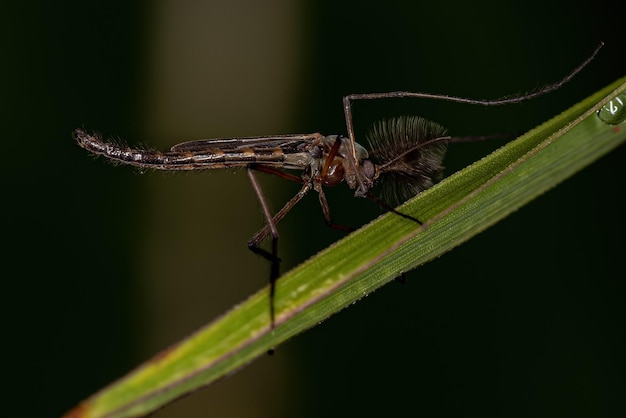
[74,44,601,326]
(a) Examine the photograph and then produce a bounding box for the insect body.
[74,115,447,244]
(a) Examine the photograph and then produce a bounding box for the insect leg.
[246,167,313,326]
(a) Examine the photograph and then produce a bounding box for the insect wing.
[170,134,319,153]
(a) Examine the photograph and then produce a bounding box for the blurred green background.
[4,1,625,417]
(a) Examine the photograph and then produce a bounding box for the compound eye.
[362,159,376,180]
[322,161,345,186]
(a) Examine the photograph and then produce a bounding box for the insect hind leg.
[246,166,314,328]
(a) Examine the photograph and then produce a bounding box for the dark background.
[4,1,625,417]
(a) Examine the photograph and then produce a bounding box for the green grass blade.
[65,76,626,418]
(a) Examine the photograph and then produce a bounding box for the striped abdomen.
[73,129,316,171]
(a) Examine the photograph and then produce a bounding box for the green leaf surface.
[65,76,626,418]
